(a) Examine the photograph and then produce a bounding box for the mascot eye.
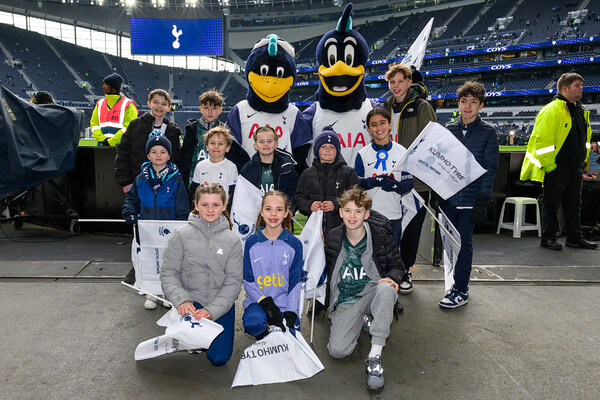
[327,46,337,67]
[260,65,269,76]
[344,44,354,66]
[276,67,284,78]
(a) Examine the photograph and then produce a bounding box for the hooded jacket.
[294,155,359,235]
[160,213,243,321]
[115,112,182,187]
[122,161,189,223]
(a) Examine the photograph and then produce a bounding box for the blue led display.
[294,56,599,87]
[130,18,223,55]
[296,35,600,73]
[430,86,600,100]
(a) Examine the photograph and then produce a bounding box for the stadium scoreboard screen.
[130,18,223,55]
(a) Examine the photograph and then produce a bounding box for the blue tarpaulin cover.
[0,85,83,199]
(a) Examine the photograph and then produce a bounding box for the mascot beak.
[318,61,364,97]
[248,72,294,103]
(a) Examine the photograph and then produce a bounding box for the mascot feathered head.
[245,34,296,113]
[315,3,368,112]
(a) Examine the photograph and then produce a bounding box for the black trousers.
[400,191,430,271]
[542,164,583,241]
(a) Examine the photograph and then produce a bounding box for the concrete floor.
[1,223,599,400]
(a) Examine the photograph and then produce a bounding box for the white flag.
[298,210,326,316]
[230,175,263,243]
[438,209,461,292]
[401,18,434,70]
[397,122,487,200]
[232,327,324,387]
[400,189,426,234]
[134,308,224,361]
[133,220,187,295]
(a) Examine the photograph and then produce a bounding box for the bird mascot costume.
[226,34,312,171]
[302,3,373,166]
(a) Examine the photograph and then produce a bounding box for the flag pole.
[121,281,174,308]
[365,169,460,247]
[412,196,461,248]
[310,290,316,343]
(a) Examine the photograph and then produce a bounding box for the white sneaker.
[439,287,469,309]
[144,295,158,310]
[398,271,413,294]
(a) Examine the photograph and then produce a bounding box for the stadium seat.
[496,196,541,238]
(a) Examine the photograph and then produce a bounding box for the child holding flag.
[355,107,414,292]
[242,191,303,339]
[122,136,189,309]
[160,182,243,366]
[439,81,498,309]
[295,126,360,238]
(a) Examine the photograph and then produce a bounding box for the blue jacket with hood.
[122,160,189,222]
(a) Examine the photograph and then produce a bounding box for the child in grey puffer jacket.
[161,182,243,366]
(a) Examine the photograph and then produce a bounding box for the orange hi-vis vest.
[95,96,133,137]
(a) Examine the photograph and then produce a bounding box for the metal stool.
[496,197,541,238]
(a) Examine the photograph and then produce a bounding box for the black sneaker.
[540,238,563,251]
[398,271,412,294]
[565,238,598,249]
[439,287,468,309]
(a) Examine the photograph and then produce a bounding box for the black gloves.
[125,214,138,225]
[259,296,285,331]
[471,194,491,225]
[101,138,110,146]
[360,175,386,190]
[381,175,414,195]
[283,311,298,330]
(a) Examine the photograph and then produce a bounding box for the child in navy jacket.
[123,135,189,223]
[122,136,189,309]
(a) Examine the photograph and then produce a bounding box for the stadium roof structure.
[0,0,468,17]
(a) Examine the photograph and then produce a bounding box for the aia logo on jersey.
[247,123,284,139]
[337,132,367,148]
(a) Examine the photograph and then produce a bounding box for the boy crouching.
[325,186,404,391]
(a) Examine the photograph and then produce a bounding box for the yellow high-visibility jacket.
[90,94,138,146]
[520,98,591,183]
